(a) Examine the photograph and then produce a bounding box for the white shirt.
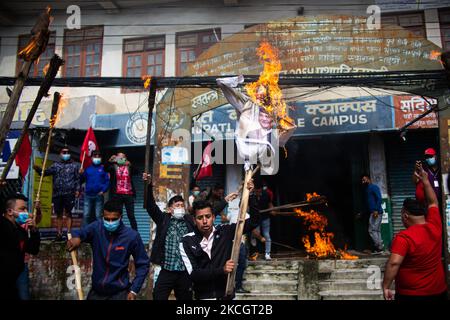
[200,227,216,259]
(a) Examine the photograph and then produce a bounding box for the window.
[439,9,450,51]
[123,36,165,78]
[63,26,103,77]
[176,29,220,75]
[16,32,56,77]
[381,12,426,37]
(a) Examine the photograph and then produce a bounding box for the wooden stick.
[80,151,86,169]
[144,78,156,210]
[33,92,60,224]
[0,55,64,182]
[0,61,33,156]
[67,233,84,300]
[258,198,327,213]
[225,168,253,296]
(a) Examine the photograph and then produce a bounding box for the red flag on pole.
[15,131,32,178]
[196,141,213,180]
[80,127,98,169]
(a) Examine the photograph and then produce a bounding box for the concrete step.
[246,260,300,271]
[244,269,299,281]
[242,279,298,292]
[324,268,385,280]
[236,292,298,300]
[319,290,384,300]
[318,257,388,273]
[319,279,382,292]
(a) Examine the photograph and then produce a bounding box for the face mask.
[61,154,70,161]
[193,191,200,197]
[92,158,102,165]
[116,158,126,165]
[426,157,436,166]
[103,219,120,232]
[172,208,186,219]
[263,186,267,191]
[15,212,29,225]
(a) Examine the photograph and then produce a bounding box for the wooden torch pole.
[67,233,84,300]
[33,92,60,224]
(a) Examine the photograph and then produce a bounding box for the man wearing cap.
[383,164,447,300]
[413,148,441,206]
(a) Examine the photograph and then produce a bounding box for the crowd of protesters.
[2,145,449,301]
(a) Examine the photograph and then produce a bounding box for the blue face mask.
[426,157,436,166]
[103,218,120,232]
[61,154,71,161]
[15,212,29,225]
[92,158,102,165]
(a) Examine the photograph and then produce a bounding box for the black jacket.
[105,163,137,197]
[0,216,40,299]
[146,183,196,266]
[179,195,260,300]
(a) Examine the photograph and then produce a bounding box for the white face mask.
[172,208,186,219]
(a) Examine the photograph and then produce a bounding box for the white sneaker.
[264,254,271,260]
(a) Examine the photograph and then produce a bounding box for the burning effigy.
[216,41,296,174]
[295,193,358,260]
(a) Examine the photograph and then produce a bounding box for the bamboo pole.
[225,168,254,297]
[33,92,60,224]
[67,233,84,300]
[0,55,64,182]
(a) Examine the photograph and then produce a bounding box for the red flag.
[15,132,32,178]
[80,127,99,168]
[196,141,213,180]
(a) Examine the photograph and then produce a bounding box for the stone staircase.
[317,256,389,300]
[236,259,300,300]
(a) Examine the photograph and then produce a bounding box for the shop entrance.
[267,134,369,253]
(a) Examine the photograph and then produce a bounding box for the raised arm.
[415,163,438,208]
[216,76,247,113]
[143,172,165,225]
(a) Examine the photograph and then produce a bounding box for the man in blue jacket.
[362,174,384,255]
[66,200,149,300]
[79,150,110,226]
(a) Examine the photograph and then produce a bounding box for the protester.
[383,164,447,300]
[252,178,274,260]
[34,146,80,241]
[188,183,201,214]
[361,174,384,255]
[0,193,40,300]
[80,150,110,226]
[106,152,138,231]
[179,180,260,300]
[207,183,239,223]
[413,148,441,206]
[143,172,195,300]
[67,200,149,300]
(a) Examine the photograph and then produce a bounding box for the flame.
[43,62,50,76]
[18,39,39,59]
[295,193,358,260]
[142,75,152,89]
[53,94,69,127]
[430,50,441,60]
[245,41,295,132]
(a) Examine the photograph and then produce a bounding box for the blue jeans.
[16,263,30,300]
[368,212,383,251]
[257,217,271,255]
[83,194,104,226]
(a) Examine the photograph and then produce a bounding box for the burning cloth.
[217,76,295,174]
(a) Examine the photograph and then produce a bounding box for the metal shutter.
[385,130,439,235]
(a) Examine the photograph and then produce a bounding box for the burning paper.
[142,75,152,89]
[216,41,296,174]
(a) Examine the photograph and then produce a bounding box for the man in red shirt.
[383,164,447,300]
